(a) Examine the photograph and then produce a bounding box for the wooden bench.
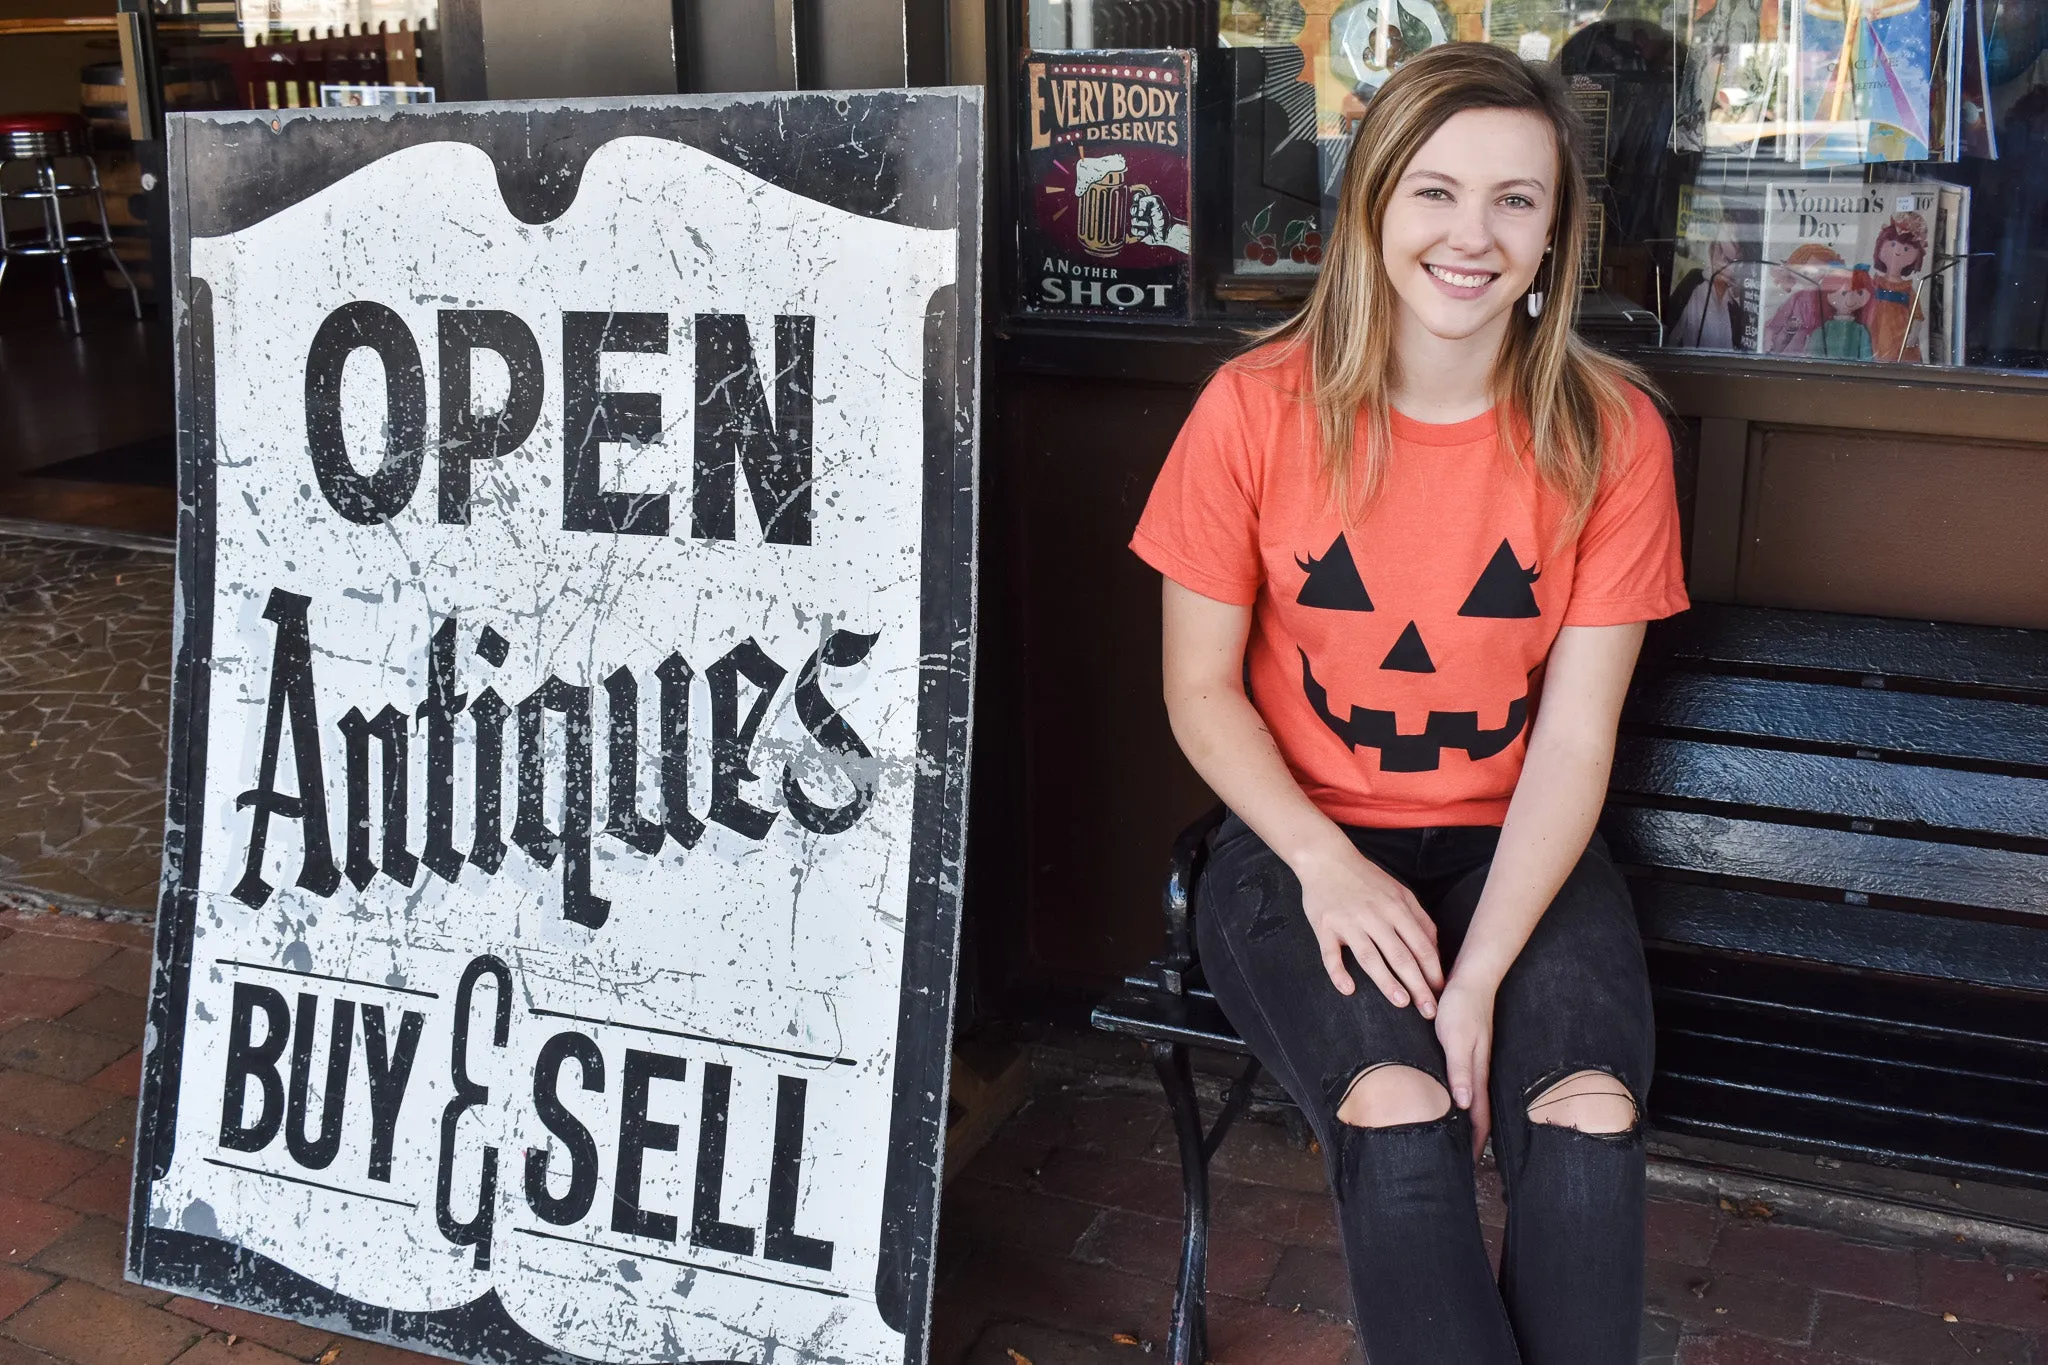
[1091,603,2048,1365]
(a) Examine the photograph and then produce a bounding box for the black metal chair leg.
[1150,1039,1209,1365]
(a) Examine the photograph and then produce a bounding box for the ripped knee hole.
[1335,1063,1451,1128]
[1526,1069,1637,1135]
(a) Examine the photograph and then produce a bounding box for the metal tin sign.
[1016,49,1194,318]
[129,91,981,1365]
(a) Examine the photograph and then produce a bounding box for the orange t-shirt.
[1131,344,1689,828]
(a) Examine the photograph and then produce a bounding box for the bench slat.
[1655,995,2048,1082]
[1612,738,2048,842]
[1635,881,2048,995]
[1657,1030,2048,1132]
[1607,808,2048,918]
[1091,981,1251,1056]
[1625,672,2048,773]
[1651,1076,2048,1187]
[1653,605,2048,696]
[1656,985,2048,1067]
[1647,944,2048,1046]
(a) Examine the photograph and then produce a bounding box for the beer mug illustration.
[1075,153,1133,257]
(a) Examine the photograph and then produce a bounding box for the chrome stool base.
[0,116,142,333]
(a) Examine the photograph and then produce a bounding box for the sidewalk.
[932,1074,2048,1365]
[5,910,2048,1365]
[4,528,2048,1364]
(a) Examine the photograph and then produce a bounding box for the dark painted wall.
[1740,428,2048,630]
[968,371,1215,1008]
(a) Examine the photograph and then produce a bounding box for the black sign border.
[128,89,983,1365]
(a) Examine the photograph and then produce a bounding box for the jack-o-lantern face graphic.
[1293,532,1542,773]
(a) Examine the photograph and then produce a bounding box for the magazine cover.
[1868,183,1940,360]
[1794,0,1934,167]
[1673,0,1794,156]
[1959,0,1999,156]
[1928,183,1956,360]
[1018,49,1195,318]
[1929,0,1964,157]
[1667,183,1766,350]
[1946,181,1972,361]
[1757,180,1938,360]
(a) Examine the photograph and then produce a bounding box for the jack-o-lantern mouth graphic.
[1293,533,1540,773]
[1300,650,1529,772]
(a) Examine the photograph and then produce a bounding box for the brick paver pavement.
[931,1083,2048,1365]
[5,904,2048,1364]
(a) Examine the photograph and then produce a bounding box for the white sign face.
[132,94,981,1365]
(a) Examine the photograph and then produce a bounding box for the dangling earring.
[1526,244,1552,319]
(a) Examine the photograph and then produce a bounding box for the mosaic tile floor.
[0,533,174,913]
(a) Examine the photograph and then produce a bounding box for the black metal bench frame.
[1092,603,2048,1365]
[1092,803,1238,1365]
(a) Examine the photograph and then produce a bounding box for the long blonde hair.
[1258,43,1655,534]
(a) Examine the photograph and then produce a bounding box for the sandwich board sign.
[127,90,981,1365]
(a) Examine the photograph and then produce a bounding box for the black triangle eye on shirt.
[1295,534,1541,619]
[1295,533,1373,611]
[1458,539,1541,618]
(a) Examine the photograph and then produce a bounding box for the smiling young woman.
[1128,44,1689,1364]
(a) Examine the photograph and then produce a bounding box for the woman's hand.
[1435,974,1500,1161]
[1293,838,1444,1016]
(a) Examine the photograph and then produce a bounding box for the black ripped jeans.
[1196,814,1654,1365]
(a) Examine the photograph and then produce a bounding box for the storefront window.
[152,0,442,112]
[1014,0,2048,371]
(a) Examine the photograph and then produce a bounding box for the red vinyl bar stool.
[0,112,141,332]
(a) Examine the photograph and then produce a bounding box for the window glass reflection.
[1015,0,2047,369]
